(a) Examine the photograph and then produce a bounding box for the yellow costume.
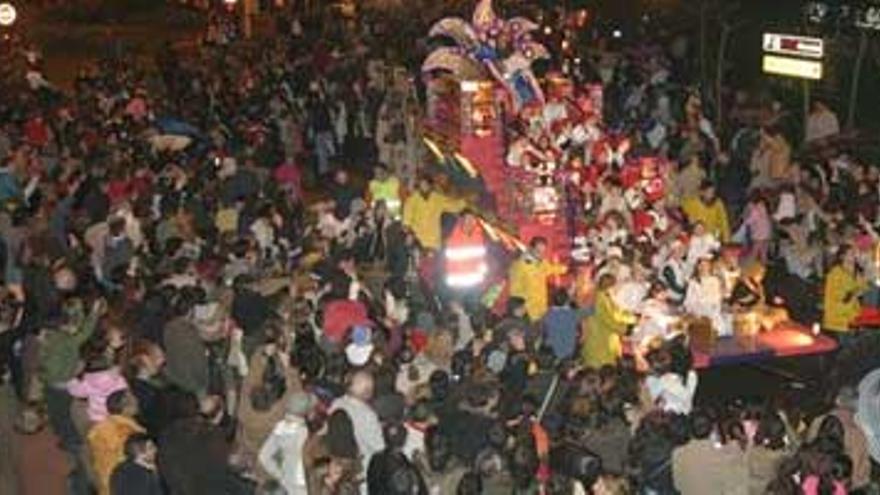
[581,289,637,367]
[823,265,866,332]
[682,196,731,242]
[87,415,145,495]
[508,256,567,321]
[402,192,465,250]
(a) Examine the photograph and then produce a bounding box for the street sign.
[763,33,824,59]
[762,54,823,80]
[0,3,16,27]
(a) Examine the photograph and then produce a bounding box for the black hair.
[383,421,408,451]
[816,414,845,446]
[429,370,450,400]
[451,351,474,382]
[325,410,359,459]
[106,390,131,416]
[722,419,748,451]
[123,433,153,460]
[425,425,452,472]
[755,413,787,451]
[687,410,713,440]
[456,471,483,495]
[506,296,526,315]
[551,287,570,307]
[549,444,601,489]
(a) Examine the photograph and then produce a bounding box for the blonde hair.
[424,330,455,368]
[594,475,631,495]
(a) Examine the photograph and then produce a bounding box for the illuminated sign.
[762,54,823,80]
[763,33,824,59]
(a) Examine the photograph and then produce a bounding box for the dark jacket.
[367,450,428,495]
[130,378,163,437]
[158,417,232,495]
[579,418,632,475]
[162,316,209,395]
[110,460,163,495]
[437,408,493,465]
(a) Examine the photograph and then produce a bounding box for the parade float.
[421,0,673,265]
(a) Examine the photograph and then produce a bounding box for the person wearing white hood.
[685,222,720,277]
[258,391,317,495]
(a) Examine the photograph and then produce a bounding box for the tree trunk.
[716,23,731,133]
[699,0,707,87]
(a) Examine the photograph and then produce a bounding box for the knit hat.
[345,325,374,366]
[285,391,316,417]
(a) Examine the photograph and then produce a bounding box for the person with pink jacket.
[736,193,773,264]
[67,356,129,424]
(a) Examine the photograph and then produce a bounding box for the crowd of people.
[2,2,880,495]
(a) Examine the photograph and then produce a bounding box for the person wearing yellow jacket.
[368,164,402,219]
[581,274,638,367]
[681,181,731,243]
[402,176,465,250]
[87,391,146,495]
[823,248,867,333]
[508,237,567,321]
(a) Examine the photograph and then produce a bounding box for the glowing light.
[812,323,821,336]
[0,3,17,27]
[576,9,589,28]
[612,29,623,39]
[787,332,814,347]
[543,26,552,35]
[460,80,480,92]
[762,54,823,80]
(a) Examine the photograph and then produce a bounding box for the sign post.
[761,33,825,79]
[762,32,825,139]
[762,33,824,59]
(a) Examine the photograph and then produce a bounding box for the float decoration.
[423,0,549,110]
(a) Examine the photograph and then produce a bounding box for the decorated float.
[421,0,674,264]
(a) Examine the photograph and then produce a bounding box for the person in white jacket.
[258,392,317,495]
[645,347,698,415]
[684,257,733,337]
